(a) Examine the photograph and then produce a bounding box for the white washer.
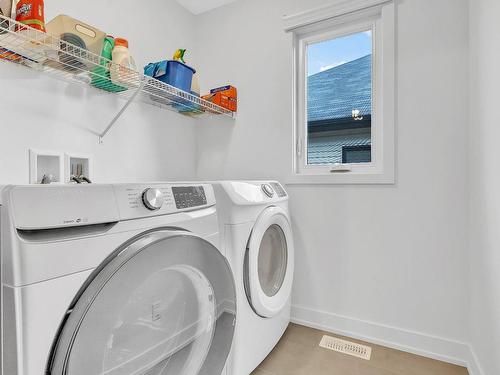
[0,183,236,375]
[211,181,294,375]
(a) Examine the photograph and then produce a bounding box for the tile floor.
[251,324,469,375]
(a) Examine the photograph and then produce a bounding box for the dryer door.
[245,206,294,318]
[47,230,236,375]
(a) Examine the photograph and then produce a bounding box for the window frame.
[286,0,395,185]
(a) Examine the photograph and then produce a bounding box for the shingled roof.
[308,54,372,126]
[307,55,372,164]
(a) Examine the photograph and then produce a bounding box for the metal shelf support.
[98,79,147,143]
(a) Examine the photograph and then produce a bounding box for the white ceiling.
[175,0,238,15]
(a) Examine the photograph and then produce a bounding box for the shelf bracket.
[98,79,147,143]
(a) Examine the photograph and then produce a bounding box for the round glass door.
[258,224,288,297]
[48,230,236,375]
[245,207,294,318]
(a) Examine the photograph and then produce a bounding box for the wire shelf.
[0,14,235,138]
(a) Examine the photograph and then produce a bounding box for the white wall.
[0,0,198,185]
[469,0,500,374]
[2,0,492,372]
[195,0,472,364]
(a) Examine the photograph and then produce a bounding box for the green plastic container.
[91,36,127,92]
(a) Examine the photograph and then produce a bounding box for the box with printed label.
[202,85,237,112]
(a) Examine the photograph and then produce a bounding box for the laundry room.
[0,0,498,375]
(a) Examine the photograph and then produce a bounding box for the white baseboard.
[465,346,485,375]
[291,305,484,375]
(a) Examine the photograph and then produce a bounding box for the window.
[285,0,395,184]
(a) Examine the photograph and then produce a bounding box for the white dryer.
[211,181,294,375]
[0,183,236,375]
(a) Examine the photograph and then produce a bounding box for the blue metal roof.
[308,55,372,123]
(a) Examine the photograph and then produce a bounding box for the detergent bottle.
[15,0,45,32]
[110,38,136,87]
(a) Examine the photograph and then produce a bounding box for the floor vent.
[319,335,372,360]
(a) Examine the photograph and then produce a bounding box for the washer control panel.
[114,184,215,220]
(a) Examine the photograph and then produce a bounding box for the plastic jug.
[91,36,126,92]
[110,38,136,87]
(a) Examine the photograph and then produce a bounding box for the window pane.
[307,31,372,165]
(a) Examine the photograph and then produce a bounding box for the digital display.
[172,186,207,209]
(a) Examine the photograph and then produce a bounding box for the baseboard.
[291,305,484,375]
[465,345,485,375]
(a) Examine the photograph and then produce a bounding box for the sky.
[308,30,372,76]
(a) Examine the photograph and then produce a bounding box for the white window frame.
[284,0,395,184]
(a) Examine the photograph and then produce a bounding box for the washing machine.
[0,183,236,375]
[211,181,294,375]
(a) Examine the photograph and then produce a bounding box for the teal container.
[91,36,127,93]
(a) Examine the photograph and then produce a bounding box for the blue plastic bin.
[144,60,196,92]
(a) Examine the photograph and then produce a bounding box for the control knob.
[261,184,275,198]
[142,188,164,211]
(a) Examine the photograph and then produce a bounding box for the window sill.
[285,171,395,185]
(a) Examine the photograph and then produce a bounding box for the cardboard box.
[202,85,237,112]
